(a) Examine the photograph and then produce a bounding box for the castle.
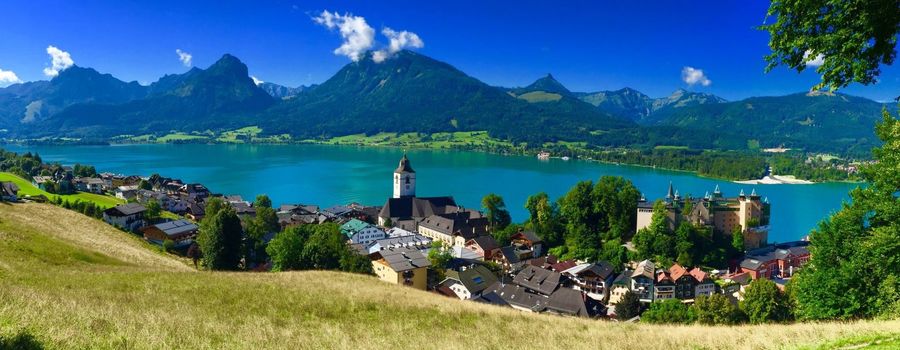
[636,182,770,250]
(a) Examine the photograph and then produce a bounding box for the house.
[141,219,199,247]
[341,218,387,245]
[631,260,656,303]
[654,272,676,300]
[464,235,500,260]
[740,241,810,279]
[417,211,489,247]
[509,230,543,257]
[370,247,431,290]
[545,287,603,318]
[607,269,633,307]
[660,264,716,301]
[561,262,616,301]
[385,227,417,237]
[441,265,498,300]
[102,203,147,232]
[114,185,139,200]
[0,182,19,201]
[366,234,432,254]
[492,245,527,272]
[32,176,53,191]
[513,265,564,296]
[75,177,106,194]
[483,282,546,313]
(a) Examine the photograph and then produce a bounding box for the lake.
[4,143,859,243]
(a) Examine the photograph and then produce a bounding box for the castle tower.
[393,154,416,198]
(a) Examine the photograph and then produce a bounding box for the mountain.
[511,74,573,101]
[577,88,726,122]
[647,91,895,155]
[33,54,275,137]
[262,51,633,144]
[258,82,314,100]
[0,66,147,127]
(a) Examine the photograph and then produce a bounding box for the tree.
[428,241,453,271]
[254,194,272,208]
[196,204,243,270]
[138,179,152,190]
[187,242,201,268]
[162,239,176,253]
[642,299,697,324]
[600,238,628,272]
[300,223,346,270]
[481,193,511,230]
[339,247,373,274]
[793,110,900,319]
[761,0,900,92]
[267,226,308,271]
[731,225,745,255]
[145,199,162,223]
[675,221,695,266]
[741,278,793,324]
[693,294,745,325]
[633,200,674,261]
[525,192,562,247]
[615,291,642,320]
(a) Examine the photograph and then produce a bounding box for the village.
[0,153,809,320]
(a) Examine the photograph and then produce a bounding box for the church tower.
[393,154,416,198]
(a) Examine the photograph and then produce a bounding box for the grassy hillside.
[0,172,123,208]
[1,203,897,349]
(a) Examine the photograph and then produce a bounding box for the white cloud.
[681,66,711,87]
[803,50,825,67]
[43,45,74,77]
[313,10,375,62]
[22,100,43,123]
[0,68,22,87]
[372,27,424,63]
[176,49,193,67]
[251,75,264,86]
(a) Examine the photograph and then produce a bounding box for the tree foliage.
[741,278,793,323]
[761,0,900,91]
[793,110,900,319]
[197,202,243,270]
[615,291,642,320]
[693,294,745,325]
[554,176,640,261]
[642,299,697,324]
[481,193,511,230]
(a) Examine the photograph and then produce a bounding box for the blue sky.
[0,0,897,101]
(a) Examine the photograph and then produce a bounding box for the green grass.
[156,132,209,143]
[0,172,123,209]
[1,203,899,349]
[654,145,690,150]
[803,333,900,349]
[322,131,514,150]
[516,91,563,103]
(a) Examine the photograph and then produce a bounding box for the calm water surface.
[5,143,858,242]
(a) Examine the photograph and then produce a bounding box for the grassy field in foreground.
[0,172,123,209]
[0,203,897,349]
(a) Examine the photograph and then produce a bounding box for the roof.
[418,212,488,239]
[466,235,499,252]
[612,269,633,286]
[742,241,811,270]
[511,230,542,243]
[341,218,374,237]
[367,234,431,254]
[372,247,430,272]
[546,287,592,317]
[498,246,521,264]
[632,260,656,279]
[689,268,709,282]
[444,265,498,295]
[147,219,198,237]
[551,260,578,272]
[562,261,615,280]
[486,283,545,311]
[669,263,688,281]
[105,203,147,216]
[378,196,457,220]
[394,154,415,173]
[1,182,18,196]
[513,265,563,296]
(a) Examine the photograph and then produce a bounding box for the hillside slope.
[1,203,898,349]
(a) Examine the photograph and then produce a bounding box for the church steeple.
[393,154,416,198]
[666,181,675,200]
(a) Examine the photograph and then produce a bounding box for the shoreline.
[734,175,816,185]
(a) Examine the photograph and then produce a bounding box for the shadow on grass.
[0,330,43,350]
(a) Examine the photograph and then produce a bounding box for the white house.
[102,203,147,232]
[340,219,386,245]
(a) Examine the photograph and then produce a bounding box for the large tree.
[481,193,512,230]
[693,294,746,325]
[761,0,900,92]
[741,278,793,323]
[793,110,900,319]
[196,203,244,270]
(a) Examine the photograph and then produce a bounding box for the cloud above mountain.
[373,27,424,63]
[251,75,263,86]
[313,10,423,63]
[176,49,193,67]
[43,45,74,77]
[0,68,22,87]
[681,66,711,87]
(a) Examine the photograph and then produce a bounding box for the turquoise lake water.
[4,143,859,243]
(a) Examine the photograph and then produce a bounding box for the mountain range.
[0,50,894,155]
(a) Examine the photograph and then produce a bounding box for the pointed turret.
[674,190,681,201]
[666,181,675,200]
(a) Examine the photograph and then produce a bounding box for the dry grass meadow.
[0,202,897,349]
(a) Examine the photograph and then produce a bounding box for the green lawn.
[156,132,209,143]
[0,172,124,209]
[516,91,563,103]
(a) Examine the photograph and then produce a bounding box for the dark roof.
[394,154,415,173]
[1,182,18,196]
[512,230,542,243]
[105,203,147,216]
[378,196,457,220]
[467,235,499,252]
[498,246,521,264]
[445,265,498,295]
[486,282,546,311]
[372,247,430,272]
[513,265,563,296]
[741,241,811,270]
[418,212,488,239]
[146,219,198,238]
[563,261,615,280]
[546,288,592,317]
[612,269,633,286]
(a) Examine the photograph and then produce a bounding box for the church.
[377,155,489,246]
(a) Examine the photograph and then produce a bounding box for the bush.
[693,294,746,325]
[162,239,176,253]
[642,299,696,324]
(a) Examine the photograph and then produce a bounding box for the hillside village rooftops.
[341,218,374,237]
[105,203,147,216]
[148,219,198,238]
[513,265,563,295]
[632,259,656,279]
[373,247,430,272]
[741,241,811,270]
[378,196,457,220]
[485,283,546,311]
[563,262,615,280]
[445,265,498,295]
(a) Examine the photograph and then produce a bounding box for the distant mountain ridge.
[0,50,893,155]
